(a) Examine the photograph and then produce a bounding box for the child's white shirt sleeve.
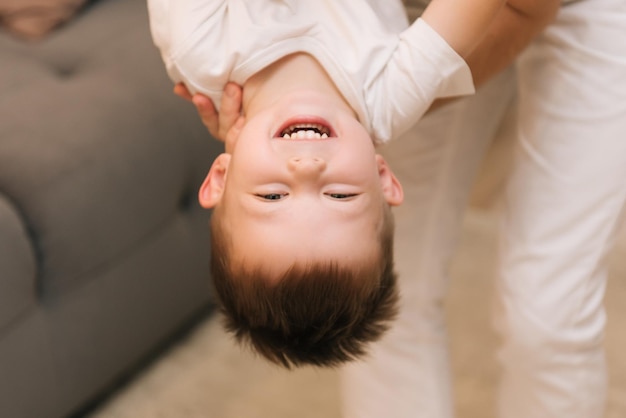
[365,18,475,144]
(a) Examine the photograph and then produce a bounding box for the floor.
[88,209,626,418]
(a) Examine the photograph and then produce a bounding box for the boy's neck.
[242,53,354,118]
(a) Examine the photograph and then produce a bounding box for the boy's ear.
[198,153,231,208]
[376,155,404,206]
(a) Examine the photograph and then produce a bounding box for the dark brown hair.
[209,205,398,369]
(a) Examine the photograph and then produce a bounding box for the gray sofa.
[0,0,220,417]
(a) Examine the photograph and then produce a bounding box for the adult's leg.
[340,69,516,418]
[495,1,626,417]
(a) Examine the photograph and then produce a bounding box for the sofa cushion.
[0,0,88,40]
[0,0,214,296]
[0,196,36,332]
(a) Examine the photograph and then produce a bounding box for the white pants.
[340,1,626,417]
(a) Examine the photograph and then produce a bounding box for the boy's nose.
[287,156,327,178]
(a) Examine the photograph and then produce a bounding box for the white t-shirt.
[147,0,475,143]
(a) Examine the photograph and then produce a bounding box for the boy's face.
[199,90,403,276]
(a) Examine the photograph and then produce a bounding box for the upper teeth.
[281,123,330,139]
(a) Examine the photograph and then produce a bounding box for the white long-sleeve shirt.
[147,0,475,143]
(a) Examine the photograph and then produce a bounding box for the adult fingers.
[191,94,221,140]
[174,83,219,138]
[218,82,244,140]
[173,83,193,102]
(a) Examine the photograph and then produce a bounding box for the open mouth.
[274,117,334,140]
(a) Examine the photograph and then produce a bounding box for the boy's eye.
[257,193,286,200]
[327,193,357,199]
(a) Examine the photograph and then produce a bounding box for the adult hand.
[173,82,245,143]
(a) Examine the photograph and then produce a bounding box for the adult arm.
[367,0,561,142]
[429,0,560,111]
[464,0,561,88]
[421,0,507,58]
